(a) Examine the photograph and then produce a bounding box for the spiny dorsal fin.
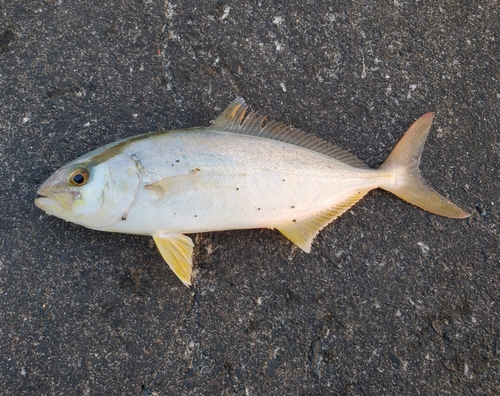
[153,233,194,286]
[276,190,370,252]
[212,98,369,169]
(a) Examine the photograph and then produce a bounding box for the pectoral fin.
[153,233,194,286]
[276,190,369,252]
[146,174,198,200]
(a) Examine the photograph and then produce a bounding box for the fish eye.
[69,168,90,186]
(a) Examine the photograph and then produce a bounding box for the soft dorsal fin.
[212,98,369,169]
[276,190,370,252]
[153,232,194,286]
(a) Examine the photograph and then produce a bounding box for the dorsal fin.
[212,98,369,169]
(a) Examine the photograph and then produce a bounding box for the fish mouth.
[35,187,58,210]
[35,184,68,211]
[35,195,55,209]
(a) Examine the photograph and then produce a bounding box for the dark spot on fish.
[236,188,239,191]
[175,159,180,163]
[193,167,201,174]
[291,206,295,208]
[282,179,285,182]
[258,208,261,210]
[171,164,174,166]
[195,215,197,217]
[293,219,297,222]
[121,214,127,221]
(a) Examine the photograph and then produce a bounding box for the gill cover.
[78,156,143,230]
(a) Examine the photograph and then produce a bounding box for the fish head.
[35,155,142,230]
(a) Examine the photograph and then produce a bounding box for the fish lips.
[35,181,75,214]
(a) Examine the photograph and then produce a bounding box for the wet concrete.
[1,1,498,394]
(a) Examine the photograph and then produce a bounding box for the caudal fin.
[379,113,470,219]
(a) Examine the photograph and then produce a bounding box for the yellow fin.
[153,233,194,286]
[379,113,470,218]
[276,191,369,252]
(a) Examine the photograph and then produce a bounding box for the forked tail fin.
[379,113,470,218]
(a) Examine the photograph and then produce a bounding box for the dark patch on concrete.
[0,28,15,54]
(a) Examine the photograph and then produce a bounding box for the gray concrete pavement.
[1,1,498,394]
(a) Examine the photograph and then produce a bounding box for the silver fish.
[35,99,470,285]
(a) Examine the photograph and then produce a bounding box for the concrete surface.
[1,0,498,394]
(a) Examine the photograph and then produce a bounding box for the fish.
[35,98,470,286]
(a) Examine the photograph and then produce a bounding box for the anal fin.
[276,190,369,253]
[153,233,194,286]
